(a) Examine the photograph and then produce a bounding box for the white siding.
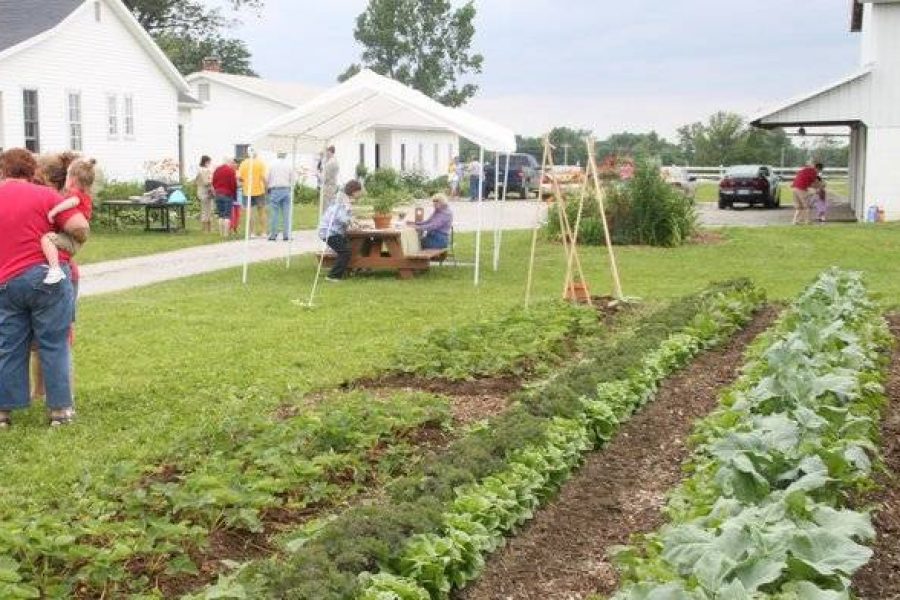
[863,127,900,219]
[385,129,456,178]
[0,1,181,181]
[868,4,900,126]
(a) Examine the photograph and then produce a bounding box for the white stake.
[474,145,485,286]
[241,146,255,285]
[286,137,298,268]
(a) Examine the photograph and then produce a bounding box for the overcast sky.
[223,0,861,139]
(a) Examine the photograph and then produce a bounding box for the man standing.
[238,152,268,237]
[468,156,482,202]
[322,145,340,205]
[791,161,823,225]
[212,158,238,238]
[266,152,296,241]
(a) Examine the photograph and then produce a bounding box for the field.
[2,225,899,599]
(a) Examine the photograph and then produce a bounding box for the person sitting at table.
[410,193,453,249]
[318,179,363,282]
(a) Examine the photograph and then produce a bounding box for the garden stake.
[585,137,624,299]
[525,136,551,307]
[296,192,340,308]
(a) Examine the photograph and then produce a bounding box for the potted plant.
[369,188,408,229]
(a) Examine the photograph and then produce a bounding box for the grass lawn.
[695,180,850,204]
[78,203,320,264]
[4,222,900,507]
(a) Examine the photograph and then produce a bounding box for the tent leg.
[474,146,485,286]
[525,137,550,307]
[493,152,510,272]
[241,147,256,285]
[287,137,298,268]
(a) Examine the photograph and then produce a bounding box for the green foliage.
[390,300,600,380]
[612,269,889,600]
[95,180,144,204]
[293,182,320,205]
[340,0,483,107]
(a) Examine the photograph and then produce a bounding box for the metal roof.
[0,0,83,53]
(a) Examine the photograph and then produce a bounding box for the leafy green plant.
[611,269,889,600]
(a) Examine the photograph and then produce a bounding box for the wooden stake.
[524,136,551,308]
[586,138,624,299]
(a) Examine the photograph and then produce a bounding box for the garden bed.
[457,306,779,600]
[851,314,900,599]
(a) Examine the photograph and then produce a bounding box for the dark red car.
[718,165,781,209]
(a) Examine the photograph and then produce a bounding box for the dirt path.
[851,315,900,600]
[457,306,779,600]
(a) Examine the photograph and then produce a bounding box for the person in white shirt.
[266,152,297,241]
[468,157,482,201]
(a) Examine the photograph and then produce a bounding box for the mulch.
[456,305,780,600]
[851,314,900,600]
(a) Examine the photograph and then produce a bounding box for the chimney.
[201,57,222,72]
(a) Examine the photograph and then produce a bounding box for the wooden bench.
[316,230,448,279]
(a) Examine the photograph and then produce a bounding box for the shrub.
[545,160,697,247]
[95,180,144,204]
[293,183,319,205]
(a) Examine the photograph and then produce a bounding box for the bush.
[544,161,697,247]
[95,180,144,204]
[294,183,319,205]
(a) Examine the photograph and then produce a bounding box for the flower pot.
[373,213,393,229]
[565,281,591,304]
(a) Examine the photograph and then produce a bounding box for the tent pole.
[286,137,298,268]
[241,146,255,285]
[317,141,328,217]
[474,146,485,286]
[493,151,510,272]
[490,152,500,271]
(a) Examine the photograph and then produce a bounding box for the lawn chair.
[438,227,458,267]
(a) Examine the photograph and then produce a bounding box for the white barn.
[753,0,900,221]
[0,0,198,182]
[185,66,460,183]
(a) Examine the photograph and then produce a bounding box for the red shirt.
[66,189,93,221]
[0,180,81,285]
[212,164,237,198]
[792,166,819,191]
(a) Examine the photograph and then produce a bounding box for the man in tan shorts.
[791,162,823,225]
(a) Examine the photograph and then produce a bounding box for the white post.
[241,146,255,285]
[317,141,329,217]
[474,146,485,286]
[286,137,298,268]
[492,152,510,272]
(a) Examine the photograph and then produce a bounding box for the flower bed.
[610,268,890,599]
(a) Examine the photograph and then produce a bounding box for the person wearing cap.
[266,152,296,241]
[322,145,340,205]
[410,193,453,249]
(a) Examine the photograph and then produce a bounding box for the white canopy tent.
[245,69,516,290]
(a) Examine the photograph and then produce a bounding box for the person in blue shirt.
[318,179,363,282]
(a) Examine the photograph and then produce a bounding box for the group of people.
[791,161,829,225]
[193,147,320,240]
[0,148,97,428]
[447,156,485,201]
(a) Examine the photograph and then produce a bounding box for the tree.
[340,0,483,106]
[123,0,261,75]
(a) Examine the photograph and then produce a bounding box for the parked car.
[718,165,781,209]
[483,153,540,199]
[660,166,698,200]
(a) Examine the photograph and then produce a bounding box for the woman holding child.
[0,149,89,428]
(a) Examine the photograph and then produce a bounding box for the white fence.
[684,166,848,182]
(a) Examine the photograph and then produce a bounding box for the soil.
[457,305,780,600]
[851,314,900,600]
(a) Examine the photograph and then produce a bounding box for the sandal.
[48,411,75,427]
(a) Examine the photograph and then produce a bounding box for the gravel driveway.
[696,203,795,227]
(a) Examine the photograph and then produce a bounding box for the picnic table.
[318,228,447,279]
[100,198,187,232]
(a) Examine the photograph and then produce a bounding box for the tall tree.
[340,0,483,107]
[123,0,261,75]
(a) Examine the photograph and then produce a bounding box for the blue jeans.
[422,231,449,249]
[268,188,291,238]
[0,265,74,411]
[469,175,480,201]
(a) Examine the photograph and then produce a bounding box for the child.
[42,158,95,284]
[812,177,828,223]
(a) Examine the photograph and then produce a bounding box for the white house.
[185,66,460,183]
[0,0,197,181]
[752,0,900,221]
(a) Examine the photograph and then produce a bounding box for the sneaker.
[325,276,342,283]
[267,235,278,241]
[43,267,66,285]
[282,235,291,241]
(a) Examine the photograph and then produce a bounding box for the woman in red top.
[212,158,238,237]
[791,162,823,225]
[0,149,88,427]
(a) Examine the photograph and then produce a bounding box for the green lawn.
[78,203,320,264]
[4,223,900,507]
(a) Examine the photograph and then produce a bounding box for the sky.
[220,0,861,140]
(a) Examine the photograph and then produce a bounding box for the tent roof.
[250,69,516,153]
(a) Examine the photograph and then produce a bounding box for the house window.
[22,89,40,153]
[235,144,250,161]
[94,1,101,22]
[375,143,381,169]
[198,83,210,102]
[107,94,118,137]
[433,143,439,171]
[400,143,406,171]
[124,95,134,137]
[67,92,82,151]
[359,143,365,168]
[417,143,424,169]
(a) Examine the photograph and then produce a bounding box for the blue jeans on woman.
[422,230,449,249]
[0,265,74,411]
[267,187,292,239]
